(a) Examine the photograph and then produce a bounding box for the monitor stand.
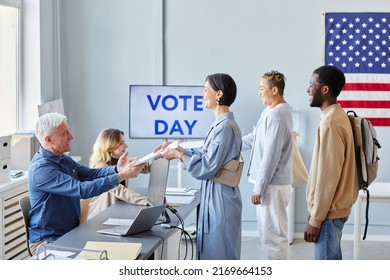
[162,196,171,223]
[156,197,171,224]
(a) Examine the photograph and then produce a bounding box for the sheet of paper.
[132,150,163,166]
[34,249,76,260]
[103,218,134,226]
[166,189,198,196]
[166,140,179,149]
[76,241,142,260]
[166,195,196,204]
[166,187,190,193]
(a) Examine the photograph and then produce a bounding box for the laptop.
[97,204,167,236]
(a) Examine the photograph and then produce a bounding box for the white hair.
[35,113,67,146]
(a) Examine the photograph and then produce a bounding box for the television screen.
[129,85,214,139]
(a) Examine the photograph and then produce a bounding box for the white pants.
[256,184,292,260]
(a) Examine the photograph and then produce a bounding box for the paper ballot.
[132,140,180,166]
[132,151,163,166]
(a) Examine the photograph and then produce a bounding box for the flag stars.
[326,13,390,73]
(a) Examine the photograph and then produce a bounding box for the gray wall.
[44,0,390,237]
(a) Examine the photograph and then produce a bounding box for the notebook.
[77,241,142,260]
[96,204,167,236]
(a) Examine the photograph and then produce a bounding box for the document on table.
[166,187,190,193]
[103,218,134,226]
[76,241,142,260]
[34,249,76,260]
[166,195,196,204]
[166,188,198,196]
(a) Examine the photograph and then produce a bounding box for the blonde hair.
[262,70,286,95]
[89,128,124,168]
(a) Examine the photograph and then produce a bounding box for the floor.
[179,235,390,260]
[241,236,390,260]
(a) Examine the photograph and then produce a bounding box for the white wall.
[26,0,390,236]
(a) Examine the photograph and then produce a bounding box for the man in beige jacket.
[304,65,358,260]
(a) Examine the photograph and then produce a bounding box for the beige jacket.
[306,104,359,228]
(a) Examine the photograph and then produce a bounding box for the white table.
[353,182,390,259]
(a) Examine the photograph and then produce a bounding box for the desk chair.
[19,196,32,257]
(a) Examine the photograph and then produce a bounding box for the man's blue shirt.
[28,146,119,243]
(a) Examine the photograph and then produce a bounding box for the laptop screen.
[147,158,170,206]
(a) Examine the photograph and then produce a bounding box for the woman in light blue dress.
[158,73,243,259]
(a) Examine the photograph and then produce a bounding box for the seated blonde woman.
[80,128,149,223]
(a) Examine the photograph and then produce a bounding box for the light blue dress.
[182,112,243,260]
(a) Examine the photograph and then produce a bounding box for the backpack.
[347,110,381,240]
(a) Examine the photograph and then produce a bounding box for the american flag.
[324,12,390,126]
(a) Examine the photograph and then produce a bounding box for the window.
[0,1,21,136]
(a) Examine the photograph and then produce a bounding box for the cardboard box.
[11,133,40,171]
[0,157,11,183]
[0,135,11,160]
